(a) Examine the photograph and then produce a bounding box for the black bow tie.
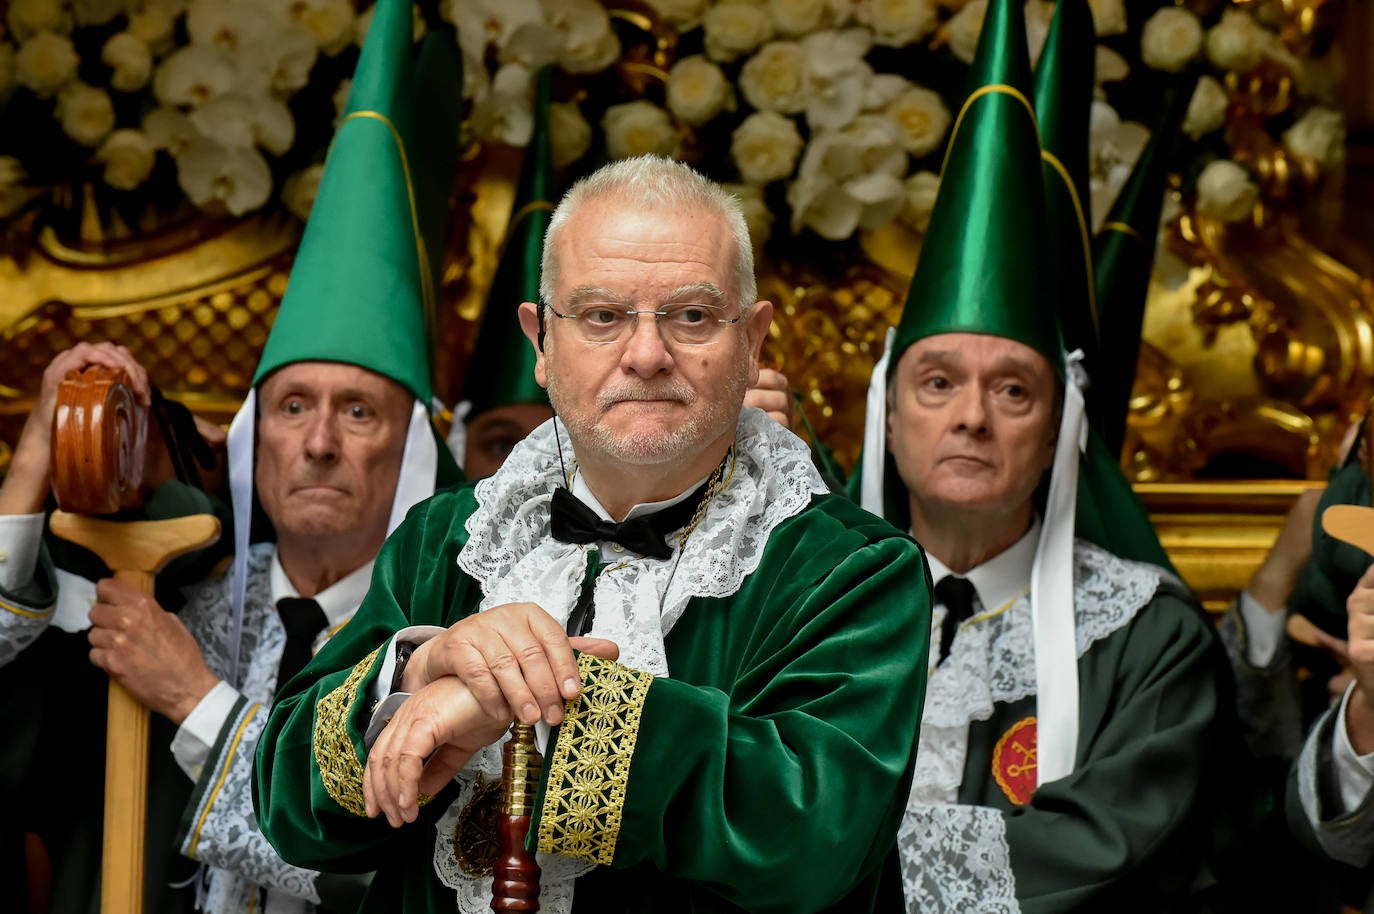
[549,482,709,560]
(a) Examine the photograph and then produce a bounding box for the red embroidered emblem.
[992,716,1037,806]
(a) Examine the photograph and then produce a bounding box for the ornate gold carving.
[536,652,653,866]
[313,646,382,818]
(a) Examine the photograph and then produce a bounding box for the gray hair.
[539,155,757,312]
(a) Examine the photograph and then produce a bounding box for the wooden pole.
[49,512,220,914]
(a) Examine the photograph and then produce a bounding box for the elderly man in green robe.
[254,154,930,914]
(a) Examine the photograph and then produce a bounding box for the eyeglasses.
[545,302,742,346]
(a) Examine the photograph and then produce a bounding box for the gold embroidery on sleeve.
[536,653,653,865]
[314,647,382,817]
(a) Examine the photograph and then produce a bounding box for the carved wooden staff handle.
[48,365,220,914]
[491,721,542,911]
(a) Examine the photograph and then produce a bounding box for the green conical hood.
[888,0,1060,374]
[462,67,554,418]
[1076,427,1174,569]
[1034,0,1098,378]
[254,0,463,405]
[1093,75,1194,456]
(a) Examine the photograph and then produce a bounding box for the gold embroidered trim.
[537,653,652,865]
[0,596,54,618]
[314,647,381,817]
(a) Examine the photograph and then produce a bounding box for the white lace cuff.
[1237,590,1286,668]
[1332,682,1374,813]
[0,513,44,593]
[172,679,238,780]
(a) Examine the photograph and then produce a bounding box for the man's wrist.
[394,641,421,693]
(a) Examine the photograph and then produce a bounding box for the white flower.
[667,55,734,126]
[603,101,678,160]
[549,101,592,168]
[235,23,318,97]
[1086,0,1126,37]
[899,169,940,231]
[127,5,177,54]
[703,3,774,63]
[102,32,153,92]
[143,106,200,156]
[153,46,235,107]
[1089,100,1149,226]
[72,0,128,27]
[788,114,906,238]
[1195,159,1258,223]
[769,0,827,36]
[643,0,710,31]
[1283,106,1345,173]
[286,0,356,56]
[864,73,912,109]
[281,162,324,221]
[15,32,79,99]
[800,28,873,130]
[1140,7,1202,74]
[471,63,536,146]
[548,0,620,74]
[1024,0,1053,67]
[96,129,157,191]
[723,181,773,249]
[56,82,116,147]
[1182,75,1228,140]
[0,156,30,218]
[857,0,938,48]
[176,137,273,215]
[739,40,809,115]
[7,0,70,43]
[1205,8,1268,73]
[447,0,543,61]
[885,84,950,157]
[186,0,275,53]
[1095,46,1129,84]
[731,111,804,184]
[189,92,295,155]
[945,0,986,65]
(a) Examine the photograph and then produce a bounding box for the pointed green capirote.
[462,68,555,419]
[1093,73,1194,457]
[1034,0,1098,373]
[254,0,462,407]
[888,0,1060,375]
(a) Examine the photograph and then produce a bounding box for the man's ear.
[517,302,550,388]
[745,300,773,386]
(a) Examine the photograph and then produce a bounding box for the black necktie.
[276,597,329,697]
[549,481,709,561]
[934,577,978,665]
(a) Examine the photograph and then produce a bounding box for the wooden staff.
[491,721,542,911]
[47,365,220,914]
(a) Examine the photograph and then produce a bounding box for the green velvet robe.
[255,484,930,914]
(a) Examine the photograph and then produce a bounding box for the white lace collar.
[925,518,1039,615]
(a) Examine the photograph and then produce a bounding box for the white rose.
[143,106,200,156]
[723,181,773,249]
[885,84,950,157]
[1086,0,1126,37]
[96,129,157,191]
[769,0,826,36]
[800,28,872,130]
[1283,106,1345,173]
[549,101,592,168]
[667,55,734,127]
[153,45,235,107]
[7,0,69,43]
[602,100,678,160]
[1089,101,1149,225]
[857,0,938,48]
[945,0,986,65]
[73,0,127,27]
[899,169,939,231]
[0,155,30,218]
[15,32,79,99]
[864,73,912,110]
[102,32,153,93]
[643,0,709,31]
[1205,8,1267,73]
[1140,7,1202,74]
[1195,159,1258,223]
[281,163,324,221]
[56,82,116,147]
[1095,46,1129,84]
[288,0,356,56]
[731,111,804,184]
[703,4,774,63]
[176,138,273,216]
[471,63,535,146]
[739,41,809,115]
[127,5,176,54]
[550,0,621,74]
[1182,75,1228,140]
